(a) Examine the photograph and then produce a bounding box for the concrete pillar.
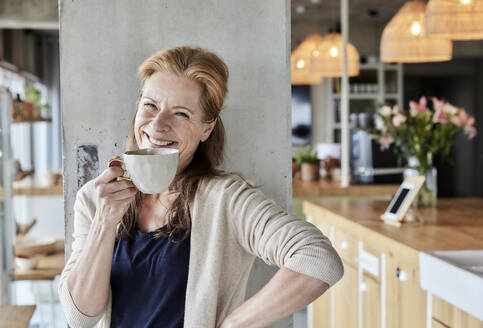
[60,0,291,326]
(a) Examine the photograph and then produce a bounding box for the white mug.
[109,148,179,194]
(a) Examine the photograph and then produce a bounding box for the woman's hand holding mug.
[93,158,138,228]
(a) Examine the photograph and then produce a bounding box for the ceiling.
[291,0,408,25]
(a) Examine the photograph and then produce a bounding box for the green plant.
[294,146,319,165]
[25,84,50,112]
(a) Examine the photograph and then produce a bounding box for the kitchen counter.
[304,198,483,252]
[293,178,399,198]
[304,198,483,328]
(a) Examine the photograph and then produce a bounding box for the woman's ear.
[201,118,217,142]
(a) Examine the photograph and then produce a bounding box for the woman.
[59,46,343,328]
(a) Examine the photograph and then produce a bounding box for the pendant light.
[291,34,325,85]
[426,0,483,40]
[381,1,453,63]
[312,33,360,77]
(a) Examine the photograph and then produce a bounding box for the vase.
[403,157,437,208]
[301,162,320,181]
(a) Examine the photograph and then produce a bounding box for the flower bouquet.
[372,96,477,207]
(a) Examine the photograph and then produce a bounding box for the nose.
[149,108,172,133]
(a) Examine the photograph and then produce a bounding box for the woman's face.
[134,72,216,172]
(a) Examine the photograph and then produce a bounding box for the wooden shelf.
[333,93,379,100]
[13,185,62,196]
[0,185,63,197]
[10,240,64,281]
[12,117,52,124]
[0,305,36,328]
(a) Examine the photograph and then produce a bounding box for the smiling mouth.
[143,132,177,148]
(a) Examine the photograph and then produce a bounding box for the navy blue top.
[110,228,190,328]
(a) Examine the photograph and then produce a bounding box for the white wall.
[60,1,292,326]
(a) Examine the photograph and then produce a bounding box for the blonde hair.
[120,46,229,241]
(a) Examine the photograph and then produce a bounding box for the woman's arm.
[220,267,329,328]
[58,167,137,325]
[66,217,117,316]
[218,177,343,326]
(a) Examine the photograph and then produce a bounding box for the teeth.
[147,134,174,146]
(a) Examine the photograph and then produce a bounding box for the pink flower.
[392,113,407,127]
[460,109,469,121]
[419,96,427,109]
[433,107,448,124]
[466,115,475,126]
[378,134,394,151]
[409,96,428,117]
[432,97,445,113]
[464,125,477,139]
[451,115,464,127]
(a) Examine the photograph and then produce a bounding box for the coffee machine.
[350,113,404,184]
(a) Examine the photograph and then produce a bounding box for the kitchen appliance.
[350,113,404,184]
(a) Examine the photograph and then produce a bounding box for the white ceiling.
[291,0,408,24]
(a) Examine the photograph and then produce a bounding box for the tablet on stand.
[381,176,426,227]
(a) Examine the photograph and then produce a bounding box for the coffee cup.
[108,148,179,194]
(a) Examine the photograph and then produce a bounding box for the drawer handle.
[340,240,348,249]
[396,267,408,281]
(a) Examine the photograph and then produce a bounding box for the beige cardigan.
[59,174,343,327]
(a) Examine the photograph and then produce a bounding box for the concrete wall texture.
[60,0,292,326]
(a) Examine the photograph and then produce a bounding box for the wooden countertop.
[305,198,483,252]
[293,178,399,198]
[0,305,35,328]
[10,240,65,281]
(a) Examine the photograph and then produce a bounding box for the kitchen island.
[304,198,483,328]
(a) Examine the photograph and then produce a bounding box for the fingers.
[110,187,138,201]
[96,167,125,185]
[99,179,136,196]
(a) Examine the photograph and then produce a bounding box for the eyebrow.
[142,96,194,114]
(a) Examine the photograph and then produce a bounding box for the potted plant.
[294,146,320,181]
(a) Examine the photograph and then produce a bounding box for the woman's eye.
[175,112,189,118]
[143,103,156,110]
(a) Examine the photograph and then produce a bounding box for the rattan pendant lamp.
[291,34,325,85]
[312,32,360,77]
[381,1,453,63]
[426,0,483,40]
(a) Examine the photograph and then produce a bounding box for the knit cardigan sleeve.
[58,180,106,327]
[222,175,344,287]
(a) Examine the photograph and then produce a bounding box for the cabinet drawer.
[334,228,358,266]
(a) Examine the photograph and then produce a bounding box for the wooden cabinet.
[432,295,483,328]
[362,274,381,328]
[304,199,483,328]
[333,261,358,328]
[386,255,426,328]
[312,287,330,328]
[432,319,449,328]
[333,228,358,267]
